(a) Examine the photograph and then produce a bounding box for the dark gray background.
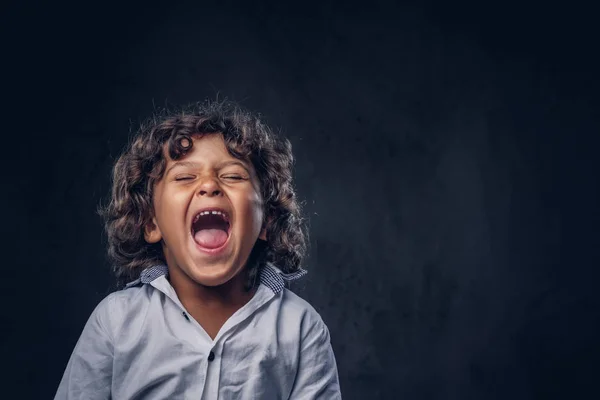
[3,0,599,399]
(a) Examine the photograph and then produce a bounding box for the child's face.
[144,134,266,288]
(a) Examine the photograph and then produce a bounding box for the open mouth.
[191,209,231,250]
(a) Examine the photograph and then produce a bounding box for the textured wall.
[3,1,599,399]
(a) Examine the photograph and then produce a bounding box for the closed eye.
[175,176,195,181]
[223,175,246,181]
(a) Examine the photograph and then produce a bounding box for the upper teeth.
[194,210,226,221]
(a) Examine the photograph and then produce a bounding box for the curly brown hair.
[99,100,307,289]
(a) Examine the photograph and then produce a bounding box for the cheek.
[154,190,187,229]
[242,192,264,229]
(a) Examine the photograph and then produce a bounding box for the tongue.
[194,229,228,249]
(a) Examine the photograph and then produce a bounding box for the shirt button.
[208,351,215,361]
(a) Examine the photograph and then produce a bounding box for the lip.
[189,206,232,256]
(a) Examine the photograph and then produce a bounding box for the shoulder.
[96,284,149,312]
[279,288,320,316]
[279,288,330,339]
[88,285,152,339]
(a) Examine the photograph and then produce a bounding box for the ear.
[144,216,163,244]
[259,215,271,241]
[259,227,267,241]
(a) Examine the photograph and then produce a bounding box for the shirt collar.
[124,263,307,294]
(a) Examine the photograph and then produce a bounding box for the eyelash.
[224,175,244,180]
[174,175,246,181]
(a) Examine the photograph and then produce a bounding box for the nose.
[197,177,222,197]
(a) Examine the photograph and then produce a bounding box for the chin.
[185,260,243,287]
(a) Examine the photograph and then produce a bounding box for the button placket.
[201,342,223,400]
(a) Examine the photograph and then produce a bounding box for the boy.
[55,101,341,399]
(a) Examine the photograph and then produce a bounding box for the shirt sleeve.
[54,294,116,400]
[289,317,342,399]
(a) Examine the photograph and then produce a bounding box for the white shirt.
[55,264,341,399]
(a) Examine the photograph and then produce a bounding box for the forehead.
[163,133,252,169]
[164,134,227,160]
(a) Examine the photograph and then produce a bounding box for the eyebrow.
[165,161,202,175]
[217,160,250,172]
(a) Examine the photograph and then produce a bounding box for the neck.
[167,265,256,310]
